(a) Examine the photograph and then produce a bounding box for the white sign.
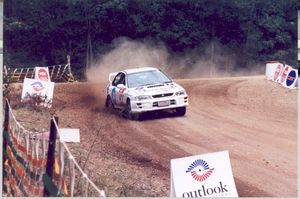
[21,78,55,106]
[35,67,51,82]
[265,61,281,80]
[273,63,284,82]
[59,128,80,143]
[170,151,238,198]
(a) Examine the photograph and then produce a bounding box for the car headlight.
[135,95,152,101]
[175,90,186,96]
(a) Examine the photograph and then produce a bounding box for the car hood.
[128,82,185,96]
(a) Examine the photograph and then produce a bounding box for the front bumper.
[130,95,189,113]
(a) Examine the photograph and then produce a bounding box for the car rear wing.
[109,72,118,83]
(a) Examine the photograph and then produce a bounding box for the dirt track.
[12,76,297,197]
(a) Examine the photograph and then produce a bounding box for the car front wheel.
[175,107,186,116]
[105,95,114,109]
[125,99,140,120]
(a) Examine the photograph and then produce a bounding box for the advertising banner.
[21,78,54,106]
[283,68,298,89]
[59,128,80,142]
[170,151,238,198]
[35,67,51,82]
[265,61,281,81]
[279,65,291,85]
[273,64,284,82]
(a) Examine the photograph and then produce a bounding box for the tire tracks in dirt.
[50,76,297,197]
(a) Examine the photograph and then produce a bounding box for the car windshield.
[127,70,172,88]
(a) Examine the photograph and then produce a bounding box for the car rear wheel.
[175,107,186,116]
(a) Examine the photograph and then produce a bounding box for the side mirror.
[117,84,126,89]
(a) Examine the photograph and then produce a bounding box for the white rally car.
[105,67,188,120]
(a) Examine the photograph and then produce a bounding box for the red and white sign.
[273,64,284,82]
[266,61,298,89]
[279,65,291,85]
[170,151,238,197]
[35,67,51,82]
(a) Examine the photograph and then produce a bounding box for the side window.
[112,72,126,86]
[112,73,122,86]
[119,73,126,85]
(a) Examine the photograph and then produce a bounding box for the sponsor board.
[21,78,55,106]
[273,64,284,82]
[265,61,281,80]
[35,67,51,82]
[170,151,238,197]
[266,61,298,89]
[279,65,291,85]
[283,69,298,89]
[59,128,80,142]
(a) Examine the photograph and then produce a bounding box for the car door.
[111,72,126,105]
[116,73,126,105]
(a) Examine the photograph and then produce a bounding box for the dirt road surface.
[11,76,297,197]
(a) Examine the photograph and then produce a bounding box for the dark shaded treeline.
[4,0,298,78]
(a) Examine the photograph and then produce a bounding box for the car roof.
[122,67,159,74]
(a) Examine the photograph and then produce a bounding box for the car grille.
[152,93,173,98]
[153,100,176,107]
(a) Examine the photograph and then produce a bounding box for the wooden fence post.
[44,117,59,196]
[67,55,71,74]
[3,99,9,131]
[2,99,9,190]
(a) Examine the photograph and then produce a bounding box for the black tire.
[124,99,132,119]
[105,96,114,109]
[175,107,186,116]
[125,99,140,120]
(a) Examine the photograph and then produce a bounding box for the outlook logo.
[186,159,214,182]
[31,82,45,91]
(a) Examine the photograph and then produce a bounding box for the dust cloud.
[86,38,264,83]
[86,38,168,83]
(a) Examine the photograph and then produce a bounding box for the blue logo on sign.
[31,82,45,91]
[186,159,214,182]
[286,70,296,86]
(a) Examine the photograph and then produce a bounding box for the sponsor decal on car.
[119,88,126,93]
[112,87,116,103]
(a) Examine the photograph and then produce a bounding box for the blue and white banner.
[282,68,298,89]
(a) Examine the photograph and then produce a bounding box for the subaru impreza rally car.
[105,67,188,120]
